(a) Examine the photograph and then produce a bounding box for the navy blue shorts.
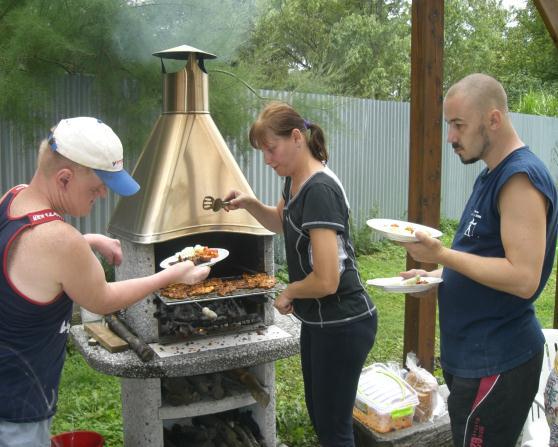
[443,349,543,447]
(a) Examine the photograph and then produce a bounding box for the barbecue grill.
[70,44,299,447]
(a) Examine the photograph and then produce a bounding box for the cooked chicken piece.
[159,273,277,300]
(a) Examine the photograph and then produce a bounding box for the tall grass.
[516,90,558,117]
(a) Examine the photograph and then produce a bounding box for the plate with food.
[366,275,443,293]
[366,218,443,242]
[160,245,229,269]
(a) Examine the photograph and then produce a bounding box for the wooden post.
[404,0,444,372]
[532,1,558,329]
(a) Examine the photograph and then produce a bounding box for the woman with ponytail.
[225,101,377,446]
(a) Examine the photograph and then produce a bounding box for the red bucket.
[51,431,104,447]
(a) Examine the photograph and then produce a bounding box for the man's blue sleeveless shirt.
[439,147,558,378]
[0,185,73,422]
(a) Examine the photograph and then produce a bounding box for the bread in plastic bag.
[405,352,439,423]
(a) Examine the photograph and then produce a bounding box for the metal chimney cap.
[153,45,217,60]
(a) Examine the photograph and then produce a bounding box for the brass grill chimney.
[108,44,271,243]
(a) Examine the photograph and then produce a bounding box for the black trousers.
[443,349,543,447]
[300,313,377,447]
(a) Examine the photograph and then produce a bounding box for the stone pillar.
[121,377,164,447]
[114,239,159,343]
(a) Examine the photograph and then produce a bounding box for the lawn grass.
[52,224,558,446]
[52,347,123,446]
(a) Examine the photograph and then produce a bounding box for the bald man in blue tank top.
[0,118,209,446]
[400,74,558,447]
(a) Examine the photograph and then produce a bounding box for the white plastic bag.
[405,352,445,423]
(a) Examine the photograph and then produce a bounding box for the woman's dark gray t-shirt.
[282,168,376,326]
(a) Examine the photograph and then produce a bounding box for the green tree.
[498,1,558,112]
[443,0,510,90]
[0,0,139,126]
[0,0,260,151]
[238,0,411,100]
[239,0,557,113]
[443,0,558,115]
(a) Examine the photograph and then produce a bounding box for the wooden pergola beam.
[532,0,558,328]
[404,0,444,372]
[534,0,558,48]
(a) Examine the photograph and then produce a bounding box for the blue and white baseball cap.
[49,117,140,196]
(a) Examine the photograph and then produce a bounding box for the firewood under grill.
[164,409,264,447]
[154,293,269,343]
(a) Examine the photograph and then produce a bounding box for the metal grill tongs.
[202,195,231,212]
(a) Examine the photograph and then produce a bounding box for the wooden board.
[84,322,129,353]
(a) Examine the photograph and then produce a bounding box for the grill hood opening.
[108,45,272,243]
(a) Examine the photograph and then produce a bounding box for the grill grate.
[156,274,283,306]
[156,286,282,306]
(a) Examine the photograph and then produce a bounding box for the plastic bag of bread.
[404,352,439,423]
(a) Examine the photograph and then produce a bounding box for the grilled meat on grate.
[160,273,277,300]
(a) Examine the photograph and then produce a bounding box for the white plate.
[160,248,229,269]
[366,218,443,242]
[366,276,443,293]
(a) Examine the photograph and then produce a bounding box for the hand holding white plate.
[366,276,443,293]
[160,248,229,269]
[366,218,443,242]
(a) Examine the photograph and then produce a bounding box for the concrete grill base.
[118,363,277,446]
[70,320,298,378]
[70,313,300,447]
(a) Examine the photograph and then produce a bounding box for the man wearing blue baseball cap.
[0,117,209,446]
[48,117,140,197]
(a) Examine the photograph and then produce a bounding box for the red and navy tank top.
[0,185,73,422]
